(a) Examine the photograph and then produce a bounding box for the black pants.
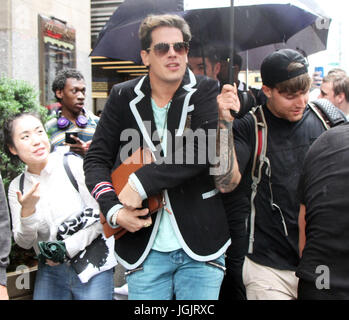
[219,255,247,300]
[219,206,249,301]
[298,278,349,300]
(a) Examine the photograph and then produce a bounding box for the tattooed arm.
[213,84,241,193]
[214,120,241,192]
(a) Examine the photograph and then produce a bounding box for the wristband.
[111,210,120,227]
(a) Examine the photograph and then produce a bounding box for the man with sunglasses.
[84,14,233,300]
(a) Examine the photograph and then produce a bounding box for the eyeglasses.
[146,42,189,56]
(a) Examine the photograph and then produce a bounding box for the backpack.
[248,99,347,254]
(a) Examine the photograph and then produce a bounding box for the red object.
[45,102,61,113]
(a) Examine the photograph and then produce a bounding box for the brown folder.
[100,147,164,239]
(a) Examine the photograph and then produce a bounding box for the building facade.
[0,0,92,110]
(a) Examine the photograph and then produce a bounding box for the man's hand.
[0,285,9,300]
[65,136,91,156]
[311,71,322,89]
[118,182,143,209]
[17,179,40,218]
[116,207,152,233]
[213,84,242,193]
[217,84,241,122]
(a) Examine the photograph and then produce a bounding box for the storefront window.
[38,15,76,106]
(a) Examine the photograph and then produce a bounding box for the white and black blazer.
[84,68,231,269]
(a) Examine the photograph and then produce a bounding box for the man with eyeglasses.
[84,14,234,300]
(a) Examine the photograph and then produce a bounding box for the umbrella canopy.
[238,1,330,70]
[91,0,183,63]
[91,0,322,64]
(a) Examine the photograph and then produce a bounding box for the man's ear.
[55,89,63,100]
[335,92,345,105]
[141,50,150,67]
[262,85,272,98]
[214,62,221,78]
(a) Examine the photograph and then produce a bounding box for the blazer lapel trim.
[129,76,157,155]
[176,69,197,137]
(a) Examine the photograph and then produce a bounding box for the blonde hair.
[139,14,191,50]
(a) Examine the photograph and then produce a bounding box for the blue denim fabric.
[126,249,225,300]
[33,262,114,300]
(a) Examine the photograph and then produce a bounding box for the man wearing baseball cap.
[214,49,346,300]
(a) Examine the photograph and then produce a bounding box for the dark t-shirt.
[233,104,327,270]
[296,123,349,294]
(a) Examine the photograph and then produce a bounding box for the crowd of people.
[1,12,349,301]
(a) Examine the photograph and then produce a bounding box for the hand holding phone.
[65,132,79,144]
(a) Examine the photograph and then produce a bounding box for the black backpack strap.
[19,173,25,194]
[309,99,347,128]
[18,153,79,194]
[63,152,79,192]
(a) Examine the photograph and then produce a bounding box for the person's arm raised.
[213,84,241,193]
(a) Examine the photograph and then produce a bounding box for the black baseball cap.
[261,49,308,87]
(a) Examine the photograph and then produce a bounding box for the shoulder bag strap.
[19,173,25,194]
[63,152,79,192]
[18,153,79,194]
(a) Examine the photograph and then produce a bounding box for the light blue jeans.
[33,262,114,300]
[126,249,225,300]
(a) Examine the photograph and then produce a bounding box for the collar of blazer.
[129,68,197,156]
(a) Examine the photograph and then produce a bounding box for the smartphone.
[314,66,324,78]
[313,67,324,87]
[65,132,78,144]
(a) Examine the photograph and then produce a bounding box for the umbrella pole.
[246,50,249,88]
[228,0,240,118]
[200,44,207,76]
[228,0,235,85]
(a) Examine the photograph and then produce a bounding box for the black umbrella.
[238,1,330,71]
[238,21,330,74]
[91,0,322,69]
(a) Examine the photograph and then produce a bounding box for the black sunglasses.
[146,42,189,56]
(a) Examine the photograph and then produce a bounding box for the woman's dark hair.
[3,112,43,165]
